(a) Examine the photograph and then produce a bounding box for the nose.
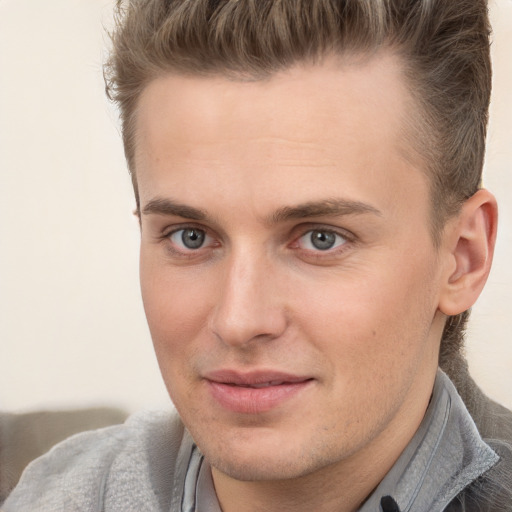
[209,248,288,348]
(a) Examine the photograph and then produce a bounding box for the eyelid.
[162,221,206,237]
[291,223,354,242]
[162,222,215,241]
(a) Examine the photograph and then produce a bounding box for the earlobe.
[438,189,497,316]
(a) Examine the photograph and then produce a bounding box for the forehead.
[136,52,411,156]
[134,51,428,221]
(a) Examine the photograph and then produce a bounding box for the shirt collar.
[184,370,499,512]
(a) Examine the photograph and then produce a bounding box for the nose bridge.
[210,243,286,347]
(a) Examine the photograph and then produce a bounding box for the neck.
[212,460,382,512]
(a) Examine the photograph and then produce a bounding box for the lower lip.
[207,380,313,414]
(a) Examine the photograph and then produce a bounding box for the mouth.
[204,370,314,414]
[226,380,296,389]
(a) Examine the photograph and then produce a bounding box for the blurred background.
[0,0,511,414]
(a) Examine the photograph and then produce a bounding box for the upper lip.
[204,369,313,387]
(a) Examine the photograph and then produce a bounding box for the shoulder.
[466,438,512,512]
[446,441,512,511]
[443,355,512,442]
[446,372,512,511]
[2,409,190,512]
[0,407,128,503]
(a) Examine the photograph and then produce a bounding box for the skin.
[134,52,494,512]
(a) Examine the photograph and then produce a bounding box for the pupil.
[182,229,205,249]
[311,230,336,250]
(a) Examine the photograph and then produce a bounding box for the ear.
[438,189,498,316]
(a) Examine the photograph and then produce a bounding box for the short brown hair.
[104,0,492,367]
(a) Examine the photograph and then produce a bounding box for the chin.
[209,452,318,482]
[196,427,339,482]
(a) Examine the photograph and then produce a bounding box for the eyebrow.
[142,198,207,220]
[269,199,382,223]
[141,197,381,223]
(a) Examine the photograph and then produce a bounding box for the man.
[4,0,512,510]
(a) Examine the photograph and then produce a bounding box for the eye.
[169,228,212,250]
[298,229,347,251]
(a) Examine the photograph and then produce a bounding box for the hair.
[104,0,492,372]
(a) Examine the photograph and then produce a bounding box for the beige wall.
[1,0,511,413]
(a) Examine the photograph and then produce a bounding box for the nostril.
[380,495,400,512]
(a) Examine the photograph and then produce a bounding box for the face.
[135,53,447,483]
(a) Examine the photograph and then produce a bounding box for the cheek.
[140,255,214,360]
[288,267,438,433]
[292,254,438,371]
[140,260,215,410]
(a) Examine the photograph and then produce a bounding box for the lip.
[204,369,314,414]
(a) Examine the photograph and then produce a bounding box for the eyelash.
[161,224,354,260]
